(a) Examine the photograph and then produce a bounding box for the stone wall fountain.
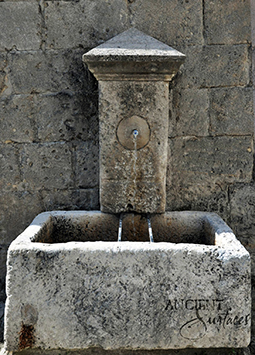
[3,29,251,353]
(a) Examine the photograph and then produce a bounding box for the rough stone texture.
[129,0,203,47]
[20,143,73,191]
[35,93,98,143]
[0,2,41,51]
[83,28,185,82]
[0,191,42,245]
[99,80,169,213]
[83,29,185,214]
[166,136,253,216]
[9,348,253,355]
[166,180,230,222]
[168,136,253,184]
[229,184,255,241]
[0,95,36,143]
[204,0,251,45]
[0,144,20,192]
[75,141,99,189]
[4,211,251,351]
[169,89,209,137]
[41,189,99,212]
[175,44,250,89]
[0,73,6,96]
[209,88,254,136]
[45,0,129,50]
[8,49,87,95]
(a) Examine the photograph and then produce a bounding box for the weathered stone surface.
[0,95,35,143]
[166,136,253,215]
[35,93,98,142]
[83,28,186,81]
[41,188,99,211]
[169,89,209,137]
[166,181,230,222]
[4,211,251,351]
[0,2,41,51]
[0,53,7,71]
[99,80,169,213]
[168,136,253,186]
[9,49,87,94]
[0,144,20,192]
[175,45,250,89]
[45,0,129,50]
[20,143,73,190]
[0,53,7,95]
[0,72,6,95]
[204,0,251,45]
[129,0,203,47]
[0,191,42,245]
[209,87,254,136]
[75,141,99,189]
[4,347,252,355]
[229,184,255,238]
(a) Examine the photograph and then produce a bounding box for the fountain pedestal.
[83,28,185,213]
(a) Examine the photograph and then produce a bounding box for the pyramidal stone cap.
[83,28,186,81]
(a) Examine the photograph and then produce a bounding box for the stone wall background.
[0,0,254,353]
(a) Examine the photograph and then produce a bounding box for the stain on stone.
[21,304,38,325]
[19,323,35,350]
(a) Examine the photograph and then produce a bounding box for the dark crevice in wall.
[202,0,206,45]
[38,0,47,51]
[252,153,255,181]
[126,0,134,28]
[251,1,255,182]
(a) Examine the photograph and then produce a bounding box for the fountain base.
[4,211,250,352]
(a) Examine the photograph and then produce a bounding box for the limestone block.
[176,45,250,89]
[209,87,254,136]
[45,0,129,49]
[99,80,169,213]
[229,184,255,238]
[35,93,98,142]
[41,188,99,211]
[4,211,251,351]
[0,95,35,143]
[204,0,251,45]
[129,0,203,47]
[20,143,73,190]
[169,89,209,137]
[166,178,230,221]
[9,49,86,94]
[169,136,253,184]
[0,191,42,245]
[0,2,41,51]
[0,144,20,192]
[75,141,99,189]
[166,136,253,213]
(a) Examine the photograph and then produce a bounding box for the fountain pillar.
[83,28,185,213]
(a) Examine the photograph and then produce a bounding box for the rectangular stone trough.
[4,211,251,351]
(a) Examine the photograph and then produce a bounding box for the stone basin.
[4,211,251,352]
